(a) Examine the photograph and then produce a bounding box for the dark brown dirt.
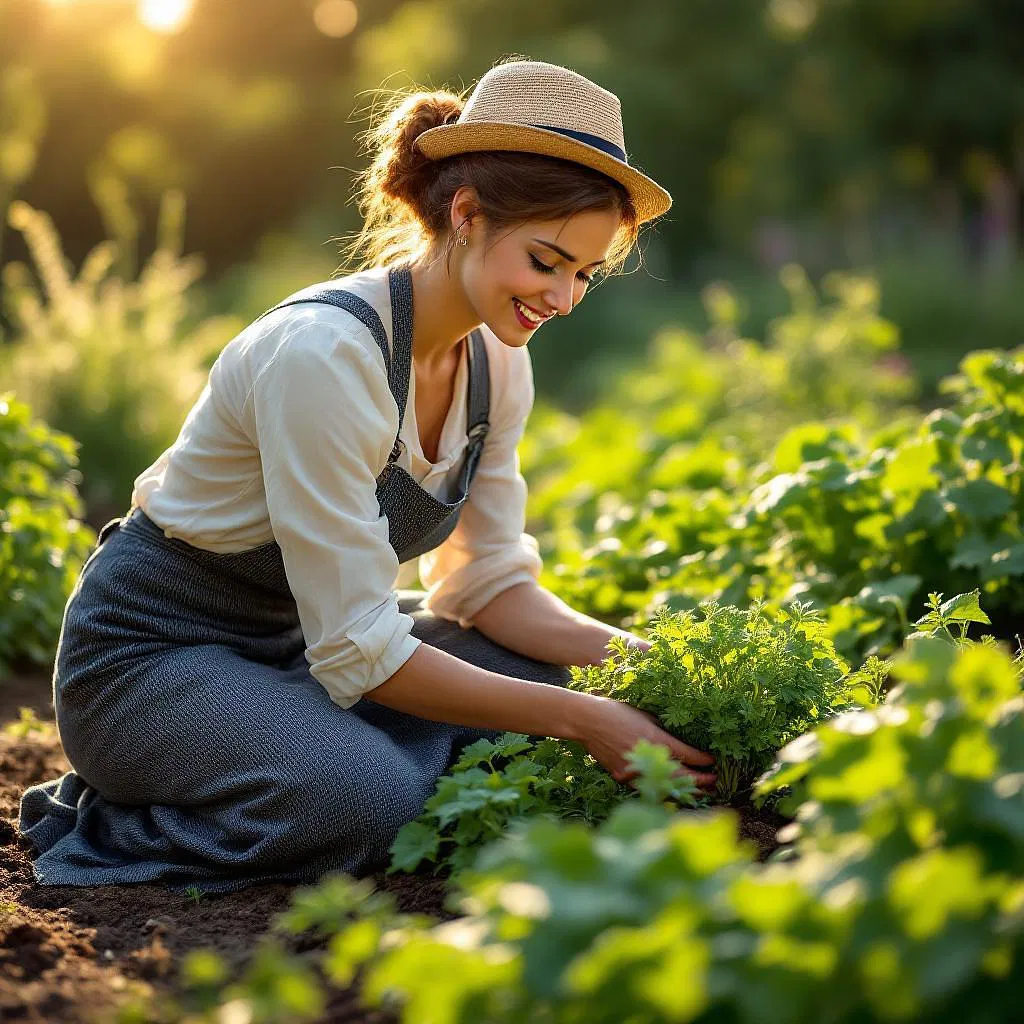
[0,668,786,1023]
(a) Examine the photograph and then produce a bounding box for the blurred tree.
[0,0,404,277]
[0,0,1021,283]
[0,65,45,263]
[349,0,1024,273]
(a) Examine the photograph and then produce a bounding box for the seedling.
[4,707,50,739]
[183,886,205,906]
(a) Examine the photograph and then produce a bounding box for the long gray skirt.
[18,508,570,895]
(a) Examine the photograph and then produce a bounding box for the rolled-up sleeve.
[418,344,543,627]
[248,315,421,708]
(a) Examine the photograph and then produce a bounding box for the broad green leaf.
[883,439,939,497]
[887,848,990,940]
[938,590,992,625]
[362,933,517,1023]
[944,479,1013,523]
[388,820,440,873]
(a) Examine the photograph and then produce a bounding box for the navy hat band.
[528,123,628,164]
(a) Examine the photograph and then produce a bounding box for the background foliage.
[3,0,1024,414]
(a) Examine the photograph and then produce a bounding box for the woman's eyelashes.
[529,252,594,285]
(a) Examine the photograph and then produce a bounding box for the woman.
[19,59,715,895]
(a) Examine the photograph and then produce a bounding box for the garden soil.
[0,669,786,1024]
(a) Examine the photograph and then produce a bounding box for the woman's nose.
[544,282,575,317]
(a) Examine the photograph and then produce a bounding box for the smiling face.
[453,194,623,347]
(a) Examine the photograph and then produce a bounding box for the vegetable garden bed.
[0,672,790,1023]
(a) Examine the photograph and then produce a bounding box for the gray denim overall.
[18,264,569,895]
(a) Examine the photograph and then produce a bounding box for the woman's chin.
[484,320,533,347]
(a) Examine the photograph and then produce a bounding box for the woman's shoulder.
[229,266,395,378]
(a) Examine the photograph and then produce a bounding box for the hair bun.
[376,90,464,207]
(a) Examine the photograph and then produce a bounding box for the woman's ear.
[450,186,480,233]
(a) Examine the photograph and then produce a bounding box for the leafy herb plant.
[569,600,855,800]
[388,735,700,876]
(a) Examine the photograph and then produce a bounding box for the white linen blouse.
[131,265,543,709]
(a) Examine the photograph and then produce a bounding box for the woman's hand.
[623,635,652,654]
[576,694,716,791]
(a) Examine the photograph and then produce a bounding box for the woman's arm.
[468,579,650,666]
[366,641,713,786]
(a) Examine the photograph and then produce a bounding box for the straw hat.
[415,60,672,224]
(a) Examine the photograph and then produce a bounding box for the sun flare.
[313,0,358,38]
[137,0,194,34]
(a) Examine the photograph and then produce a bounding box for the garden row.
[522,274,1024,664]
[114,601,1022,1023]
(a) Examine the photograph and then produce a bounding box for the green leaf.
[883,439,940,497]
[950,533,1004,570]
[324,918,382,987]
[855,575,921,609]
[388,820,440,874]
[960,429,1013,467]
[887,848,990,940]
[985,542,1024,579]
[362,933,516,1023]
[938,590,991,625]
[624,740,700,806]
[452,733,533,771]
[944,480,1013,523]
[886,490,948,538]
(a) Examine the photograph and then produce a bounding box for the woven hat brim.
[415,122,672,224]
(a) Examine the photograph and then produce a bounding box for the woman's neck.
[407,253,481,374]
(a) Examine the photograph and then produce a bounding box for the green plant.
[136,614,1023,1024]
[0,183,240,515]
[313,637,1024,1024]
[389,599,855,877]
[3,706,52,738]
[569,601,855,801]
[527,342,1024,667]
[0,392,95,672]
[909,589,995,645]
[388,735,700,876]
[183,885,205,905]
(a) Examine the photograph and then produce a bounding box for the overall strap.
[465,329,491,448]
[456,328,491,487]
[386,265,414,458]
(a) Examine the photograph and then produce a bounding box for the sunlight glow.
[767,0,818,36]
[314,0,358,39]
[137,0,194,34]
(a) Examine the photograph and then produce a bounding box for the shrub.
[387,598,855,876]
[256,632,1021,1024]
[0,391,94,672]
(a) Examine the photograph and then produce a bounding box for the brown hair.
[337,84,642,279]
